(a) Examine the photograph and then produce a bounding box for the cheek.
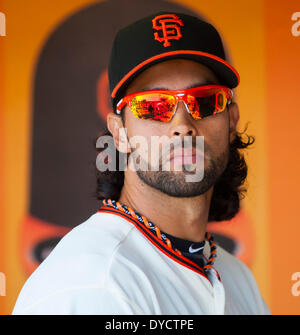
[124,109,164,162]
[199,114,230,154]
[125,106,165,138]
[125,107,154,137]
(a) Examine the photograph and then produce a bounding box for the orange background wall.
[265,0,300,314]
[0,0,5,310]
[0,0,300,314]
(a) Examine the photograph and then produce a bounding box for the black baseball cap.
[108,11,240,110]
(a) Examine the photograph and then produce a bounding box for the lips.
[169,148,204,165]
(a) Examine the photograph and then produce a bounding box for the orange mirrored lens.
[186,90,227,119]
[129,93,176,122]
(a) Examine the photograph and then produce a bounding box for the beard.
[133,141,230,198]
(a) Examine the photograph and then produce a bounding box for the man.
[13,12,270,315]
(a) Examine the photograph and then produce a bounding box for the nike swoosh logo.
[189,245,204,253]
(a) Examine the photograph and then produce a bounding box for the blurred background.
[0,0,300,315]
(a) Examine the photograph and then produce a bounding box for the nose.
[169,101,197,137]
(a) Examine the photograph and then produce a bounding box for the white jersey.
[12,207,270,315]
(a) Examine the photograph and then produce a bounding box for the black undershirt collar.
[163,231,205,254]
[163,231,206,268]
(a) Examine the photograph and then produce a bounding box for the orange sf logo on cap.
[152,14,184,47]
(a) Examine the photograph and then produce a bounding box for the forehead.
[125,59,220,95]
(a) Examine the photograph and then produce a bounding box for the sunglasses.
[116,85,233,122]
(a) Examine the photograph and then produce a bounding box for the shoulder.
[13,211,138,314]
[55,211,135,257]
[39,211,136,277]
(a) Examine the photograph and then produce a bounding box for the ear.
[228,102,240,143]
[107,112,131,153]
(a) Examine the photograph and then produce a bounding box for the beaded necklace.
[102,199,217,273]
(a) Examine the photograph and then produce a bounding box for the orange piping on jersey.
[98,206,220,284]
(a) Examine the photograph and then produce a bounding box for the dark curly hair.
[95,122,255,222]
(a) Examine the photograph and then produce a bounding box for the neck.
[118,170,213,242]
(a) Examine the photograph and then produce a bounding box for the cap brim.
[111,50,240,99]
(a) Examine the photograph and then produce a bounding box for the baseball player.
[13,12,270,315]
